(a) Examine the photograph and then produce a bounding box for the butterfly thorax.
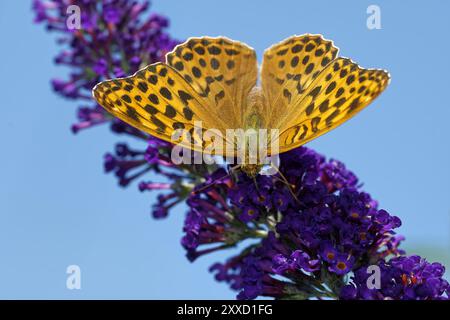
[241,163,262,177]
[240,87,266,176]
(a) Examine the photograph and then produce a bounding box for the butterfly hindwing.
[276,58,390,152]
[93,62,226,153]
[166,37,258,129]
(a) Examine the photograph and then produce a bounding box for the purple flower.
[341,256,449,300]
[239,206,260,223]
[237,252,286,300]
[103,145,148,187]
[320,243,338,263]
[320,159,359,192]
[328,253,354,275]
[273,250,320,274]
[209,256,245,291]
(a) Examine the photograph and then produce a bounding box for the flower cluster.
[35,0,449,300]
[198,148,425,300]
[341,256,449,300]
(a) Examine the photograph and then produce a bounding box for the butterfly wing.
[166,36,258,130]
[261,34,339,129]
[92,62,226,154]
[276,58,390,153]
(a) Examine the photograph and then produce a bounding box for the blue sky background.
[0,0,449,299]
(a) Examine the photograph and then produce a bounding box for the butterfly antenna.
[252,176,260,192]
[191,164,241,195]
[271,164,300,204]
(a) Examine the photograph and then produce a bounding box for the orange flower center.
[336,262,347,270]
[350,212,359,218]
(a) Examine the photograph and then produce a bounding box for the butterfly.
[93,34,390,176]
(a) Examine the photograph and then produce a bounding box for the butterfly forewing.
[166,37,258,129]
[261,34,339,129]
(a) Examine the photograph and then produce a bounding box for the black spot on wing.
[208,45,221,55]
[321,56,331,67]
[194,46,205,55]
[305,43,315,52]
[126,106,140,122]
[291,44,303,53]
[174,61,184,71]
[182,52,193,61]
[283,89,292,103]
[334,97,347,107]
[192,66,202,78]
[302,55,309,65]
[225,48,240,56]
[164,104,177,118]
[309,86,321,99]
[305,63,314,75]
[121,94,132,103]
[151,115,166,132]
[326,110,340,126]
[137,82,148,93]
[148,94,159,105]
[144,104,158,115]
[319,100,329,113]
[210,58,220,70]
[215,90,225,104]
[277,48,288,56]
[178,90,193,105]
[335,87,345,98]
[199,58,207,67]
[305,102,315,116]
[148,75,158,85]
[158,67,168,77]
[172,122,185,129]
[183,107,194,120]
[325,81,336,94]
[311,117,321,132]
[159,87,172,100]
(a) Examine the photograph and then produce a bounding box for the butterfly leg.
[270,163,300,205]
[191,164,240,195]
